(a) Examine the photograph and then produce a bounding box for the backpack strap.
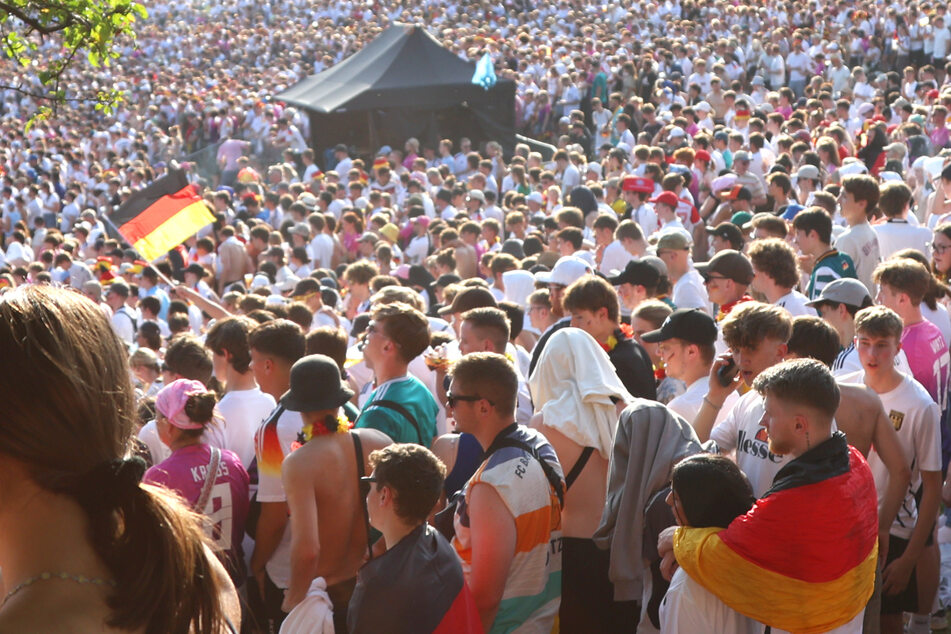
[195,446,221,512]
[365,399,424,445]
[490,436,565,508]
[564,446,595,491]
[352,432,373,561]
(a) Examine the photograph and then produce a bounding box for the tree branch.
[0,1,76,34]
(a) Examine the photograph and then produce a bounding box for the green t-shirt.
[807,249,857,299]
[355,375,439,446]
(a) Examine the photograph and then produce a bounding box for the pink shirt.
[902,320,950,409]
[144,444,250,575]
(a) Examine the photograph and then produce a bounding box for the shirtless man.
[785,315,911,634]
[280,355,392,630]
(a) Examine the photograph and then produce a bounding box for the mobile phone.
[717,357,738,387]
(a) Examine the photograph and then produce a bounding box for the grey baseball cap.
[805,278,871,308]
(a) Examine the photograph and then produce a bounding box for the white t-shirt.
[673,268,711,314]
[308,233,334,270]
[842,371,941,540]
[254,406,304,588]
[600,240,634,275]
[833,223,880,295]
[660,567,759,634]
[710,390,789,498]
[872,220,932,261]
[667,377,708,426]
[138,419,171,465]
[204,387,276,469]
[922,302,951,348]
[775,290,816,317]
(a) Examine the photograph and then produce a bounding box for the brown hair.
[305,326,349,370]
[248,319,306,365]
[563,275,620,322]
[372,302,431,363]
[0,286,225,633]
[450,352,519,417]
[747,238,800,289]
[873,258,931,305]
[854,305,904,341]
[721,302,792,350]
[787,316,841,367]
[164,334,213,385]
[204,316,256,374]
[461,307,511,352]
[841,174,880,218]
[752,358,840,419]
[368,444,447,522]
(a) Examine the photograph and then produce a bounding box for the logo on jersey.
[738,426,783,463]
[889,410,905,431]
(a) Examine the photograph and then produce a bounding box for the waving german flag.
[109,170,214,261]
[674,441,878,634]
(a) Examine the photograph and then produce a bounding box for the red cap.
[929,89,940,99]
[648,191,680,208]
[622,176,655,193]
[695,150,712,163]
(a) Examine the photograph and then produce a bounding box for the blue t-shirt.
[356,375,439,446]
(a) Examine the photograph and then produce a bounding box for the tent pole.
[368,111,376,156]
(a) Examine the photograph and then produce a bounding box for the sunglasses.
[446,392,493,408]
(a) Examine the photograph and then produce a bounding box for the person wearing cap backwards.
[747,238,816,317]
[705,221,744,254]
[621,176,660,236]
[793,207,858,300]
[278,355,392,628]
[356,302,438,447]
[643,308,718,424]
[655,231,710,313]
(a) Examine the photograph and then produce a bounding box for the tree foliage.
[0,0,147,115]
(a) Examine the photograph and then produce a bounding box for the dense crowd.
[8,0,951,632]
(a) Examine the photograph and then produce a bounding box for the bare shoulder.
[431,432,459,460]
[838,382,884,411]
[353,427,392,452]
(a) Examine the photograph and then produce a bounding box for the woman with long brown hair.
[0,285,239,632]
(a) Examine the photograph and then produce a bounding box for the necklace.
[1,571,116,608]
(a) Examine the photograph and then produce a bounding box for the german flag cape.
[108,170,214,261]
[674,433,877,634]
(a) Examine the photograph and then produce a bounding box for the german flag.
[673,442,878,633]
[109,170,214,261]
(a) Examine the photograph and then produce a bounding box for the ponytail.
[39,459,226,633]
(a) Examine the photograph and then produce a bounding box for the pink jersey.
[902,320,950,409]
[144,444,250,577]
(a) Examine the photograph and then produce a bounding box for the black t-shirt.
[608,334,658,401]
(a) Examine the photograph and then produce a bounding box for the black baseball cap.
[641,308,718,345]
[606,260,661,288]
[705,222,744,250]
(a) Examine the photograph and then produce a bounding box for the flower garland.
[601,323,635,353]
[294,414,353,449]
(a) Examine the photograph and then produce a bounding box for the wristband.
[703,395,724,410]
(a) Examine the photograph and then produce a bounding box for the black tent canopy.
[276,23,515,161]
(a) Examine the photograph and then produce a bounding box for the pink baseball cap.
[156,379,210,430]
